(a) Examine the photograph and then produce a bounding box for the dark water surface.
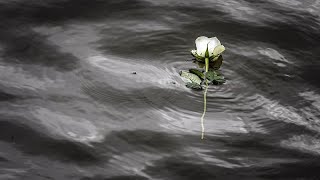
[1,0,320,179]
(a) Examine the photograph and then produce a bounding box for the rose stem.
[205,57,209,73]
[201,57,209,139]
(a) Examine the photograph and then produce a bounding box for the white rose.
[193,36,225,59]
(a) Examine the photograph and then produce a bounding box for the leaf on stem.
[186,82,203,90]
[189,69,205,79]
[210,55,223,70]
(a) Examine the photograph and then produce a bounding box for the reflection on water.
[0,0,320,179]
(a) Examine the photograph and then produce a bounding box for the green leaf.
[179,71,202,85]
[212,73,226,85]
[205,70,227,85]
[186,82,203,90]
[212,78,226,85]
[189,69,205,79]
[205,71,216,82]
[215,75,225,80]
[210,55,223,70]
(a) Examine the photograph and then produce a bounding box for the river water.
[0,0,320,179]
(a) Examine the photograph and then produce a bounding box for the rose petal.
[191,49,197,56]
[208,37,221,57]
[213,45,225,57]
[195,36,210,57]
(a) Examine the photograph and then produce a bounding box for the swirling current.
[0,0,320,179]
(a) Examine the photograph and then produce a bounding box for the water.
[0,0,320,179]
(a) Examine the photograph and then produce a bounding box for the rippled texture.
[0,0,320,179]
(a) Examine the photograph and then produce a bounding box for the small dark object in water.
[132,72,137,74]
